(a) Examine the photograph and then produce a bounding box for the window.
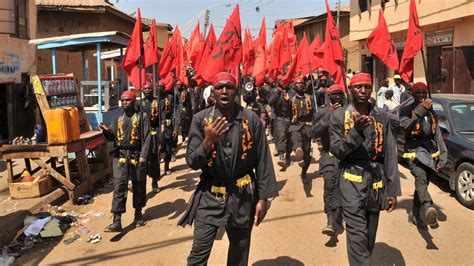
[359,0,369,13]
[0,0,28,38]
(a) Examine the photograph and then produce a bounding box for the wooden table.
[0,131,112,203]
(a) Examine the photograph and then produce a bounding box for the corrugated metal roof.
[35,0,112,7]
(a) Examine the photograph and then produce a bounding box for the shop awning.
[29,31,130,51]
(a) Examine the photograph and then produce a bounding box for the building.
[350,0,474,94]
[290,6,359,76]
[0,0,37,140]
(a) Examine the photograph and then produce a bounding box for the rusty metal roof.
[35,0,113,7]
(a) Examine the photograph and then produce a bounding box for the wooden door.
[441,47,454,94]
[427,46,442,93]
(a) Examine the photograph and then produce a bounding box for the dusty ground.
[11,140,474,265]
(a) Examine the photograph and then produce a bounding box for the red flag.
[243,28,256,75]
[174,26,188,86]
[186,22,202,68]
[252,18,267,85]
[367,9,399,70]
[323,0,345,86]
[309,34,323,71]
[280,29,292,68]
[195,24,216,74]
[283,33,312,85]
[144,19,159,68]
[200,5,242,82]
[121,8,145,90]
[399,0,422,82]
[159,31,177,78]
[266,30,283,79]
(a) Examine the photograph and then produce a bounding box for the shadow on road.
[161,172,199,192]
[171,163,191,172]
[57,235,194,264]
[145,198,187,221]
[396,198,446,250]
[277,179,287,192]
[372,242,406,265]
[0,159,5,172]
[253,256,304,266]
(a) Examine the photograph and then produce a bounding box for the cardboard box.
[9,176,53,199]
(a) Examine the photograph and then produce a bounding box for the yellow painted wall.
[0,0,37,84]
[350,0,474,42]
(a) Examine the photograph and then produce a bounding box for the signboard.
[0,52,20,79]
[426,29,454,47]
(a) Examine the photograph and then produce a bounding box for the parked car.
[396,94,474,209]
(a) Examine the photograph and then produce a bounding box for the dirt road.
[15,141,474,265]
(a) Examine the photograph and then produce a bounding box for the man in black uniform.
[312,84,346,236]
[243,76,266,123]
[160,87,179,175]
[268,76,292,170]
[136,82,161,193]
[177,80,192,143]
[179,72,278,265]
[399,82,447,227]
[100,90,151,231]
[289,76,316,181]
[329,73,400,265]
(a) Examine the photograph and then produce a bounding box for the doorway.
[0,84,8,140]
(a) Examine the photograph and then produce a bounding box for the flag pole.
[420,48,432,98]
[139,58,144,149]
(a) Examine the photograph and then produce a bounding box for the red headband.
[328,84,344,94]
[144,81,153,88]
[294,76,304,83]
[412,82,428,92]
[277,74,284,81]
[213,72,236,86]
[121,90,136,100]
[319,75,328,80]
[350,73,372,86]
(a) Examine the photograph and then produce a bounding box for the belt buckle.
[215,194,227,205]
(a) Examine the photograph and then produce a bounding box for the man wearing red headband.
[400,82,447,227]
[99,90,151,231]
[329,73,400,265]
[176,79,192,143]
[311,84,346,236]
[180,72,278,265]
[288,75,316,181]
[160,82,179,175]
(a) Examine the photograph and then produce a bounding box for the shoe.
[277,154,286,167]
[104,214,122,232]
[273,150,279,157]
[424,206,438,226]
[171,155,176,162]
[322,213,335,236]
[134,209,144,227]
[152,182,160,193]
[295,148,304,163]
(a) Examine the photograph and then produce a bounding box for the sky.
[114,0,349,43]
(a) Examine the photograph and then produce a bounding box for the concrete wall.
[0,0,37,84]
[0,0,37,139]
[36,10,135,82]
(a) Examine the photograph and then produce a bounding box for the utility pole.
[204,9,210,37]
[336,0,341,28]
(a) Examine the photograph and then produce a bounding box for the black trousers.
[322,170,338,214]
[187,220,252,266]
[162,137,174,163]
[409,160,434,215]
[274,118,291,155]
[291,127,312,172]
[148,152,161,183]
[111,165,147,214]
[342,206,380,266]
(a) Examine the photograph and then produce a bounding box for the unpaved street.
[15,142,474,265]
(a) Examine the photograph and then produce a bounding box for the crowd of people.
[98,67,446,266]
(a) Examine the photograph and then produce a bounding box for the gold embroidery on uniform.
[151,100,159,120]
[291,101,298,123]
[117,113,140,146]
[306,97,312,114]
[241,119,253,160]
[343,110,354,135]
[165,97,171,114]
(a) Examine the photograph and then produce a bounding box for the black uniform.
[329,103,401,266]
[312,106,340,214]
[103,111,151,214]
[289,92,316,176]
[178,87,193,141]
[179,105,278,266]
[399,102,447,221]
[268,86,291,160]
[136,97,161,188]
[160,92,179,172]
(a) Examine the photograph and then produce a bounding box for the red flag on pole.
[121,8,145,90]
[323,0,345,87]
[367,9,399,70]
[283,33,312,85]
[309,34,323,71]
[159,30,177,78]
[200,4,242,82]
[186,22,202,68]
[243,27,256,75]
[252,18,267,85]
[144,19,159,68]
[174,26,188,86]
[195,24,216,73]
[399,0,423,82]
